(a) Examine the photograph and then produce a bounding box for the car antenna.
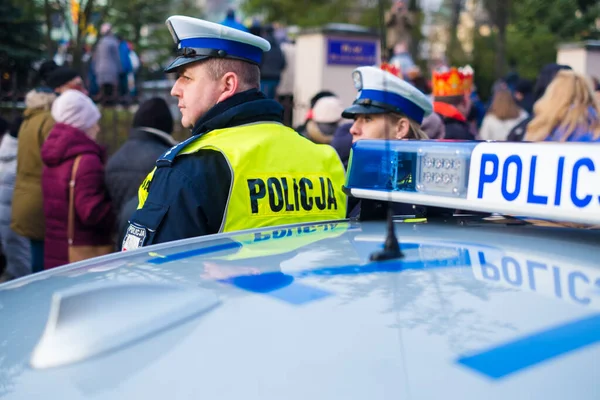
[369,0,403,262]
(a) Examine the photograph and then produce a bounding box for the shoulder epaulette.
[156,134,201,167]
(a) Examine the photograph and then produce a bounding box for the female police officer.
[341,65,432,219]
[344,65,431,142]
[122,16,346,250]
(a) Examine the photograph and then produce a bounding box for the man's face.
[171,62,222,129]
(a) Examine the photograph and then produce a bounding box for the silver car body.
[1,217,599,399]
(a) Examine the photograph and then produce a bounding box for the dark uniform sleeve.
[126,150,231,246]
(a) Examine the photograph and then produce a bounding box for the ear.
[395,117,411,139]
[216,72,239,103]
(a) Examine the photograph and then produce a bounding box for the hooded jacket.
[105,127,177,218]
[0,135,31,278]
[11,90,56,240]
[41,123,114,269]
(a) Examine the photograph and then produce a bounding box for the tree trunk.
[72,0,94,75]
[448,0,463,63]
[44,0,54,58]
[493,0,510,78]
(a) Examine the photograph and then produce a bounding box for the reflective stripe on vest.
[137,122,347,232]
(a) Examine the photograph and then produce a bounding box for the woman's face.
[86,123,100,141]
[349,113,410,143]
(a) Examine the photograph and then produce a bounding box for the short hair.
[203,58,260,90]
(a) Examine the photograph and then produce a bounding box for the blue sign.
[327,38,377,66]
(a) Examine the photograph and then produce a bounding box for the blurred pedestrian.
[259,25,286,99]
[298,96,344,144]
[42,90,114,269]
[93,23,121,105]
[432,66,474,140]
[11,87,57,274]
[0,116,32,282]
[479,88,528,141]
[507,63,572,142]
[106,98,176,219]
[525,70,600,142]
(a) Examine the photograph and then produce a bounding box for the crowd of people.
[0,60,178,282]
[0,11,599,283]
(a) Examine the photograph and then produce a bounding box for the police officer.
[344,65,431,142]
[342,65,433,219]
[122,16,347,250]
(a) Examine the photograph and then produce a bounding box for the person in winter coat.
[0,116,32,282]
[105,97,177,220]
[41,90,114,269]
[479,88,528,141]
[432,67,475,140]
[525,70,600,142]
[259,25,286,99]
[11,87,56,273]
[93,23,122,104]
[297,96,345,145]
[507,63,572,142]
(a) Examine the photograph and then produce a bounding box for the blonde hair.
[387,113,428,139]
[526,70,600,141]
[488,89,521,120]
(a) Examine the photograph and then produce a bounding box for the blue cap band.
[179,37,263,64]
[357,89,425,124]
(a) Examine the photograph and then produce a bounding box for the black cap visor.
[341,103,388,119]
[164,55,210,73]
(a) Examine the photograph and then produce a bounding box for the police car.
[1,141,599,399]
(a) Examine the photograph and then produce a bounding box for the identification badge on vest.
[122,223,147,251]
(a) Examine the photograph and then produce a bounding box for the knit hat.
[46,67,79,90]
[51,89,101,131]
[38,60,58,85]
[132,98,174,135]
[313,96,343,124]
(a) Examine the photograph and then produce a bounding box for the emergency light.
[345,140,600,225]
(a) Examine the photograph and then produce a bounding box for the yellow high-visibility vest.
[138,122,347,233]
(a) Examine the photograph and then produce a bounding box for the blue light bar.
[345,140,600,225]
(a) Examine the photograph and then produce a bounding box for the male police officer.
[122,16,347,250]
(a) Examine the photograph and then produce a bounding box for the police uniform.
[122,16,347,250]
[342,65,433,219]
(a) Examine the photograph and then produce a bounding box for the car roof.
[1,217,599,399]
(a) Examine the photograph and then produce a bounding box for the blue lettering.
[570,158,594,208]
[303,226,317,233]
[501,155,522,201]
[477,154,499,198]
[526,261,547,291]
[555,156,565,206]
[272,230,287,239]
[568,271,590,305]
[553,266,563,298]
[501,257,523,286]
[254,232,271,242]
[527,156,548,205]
[478,251,500,281]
